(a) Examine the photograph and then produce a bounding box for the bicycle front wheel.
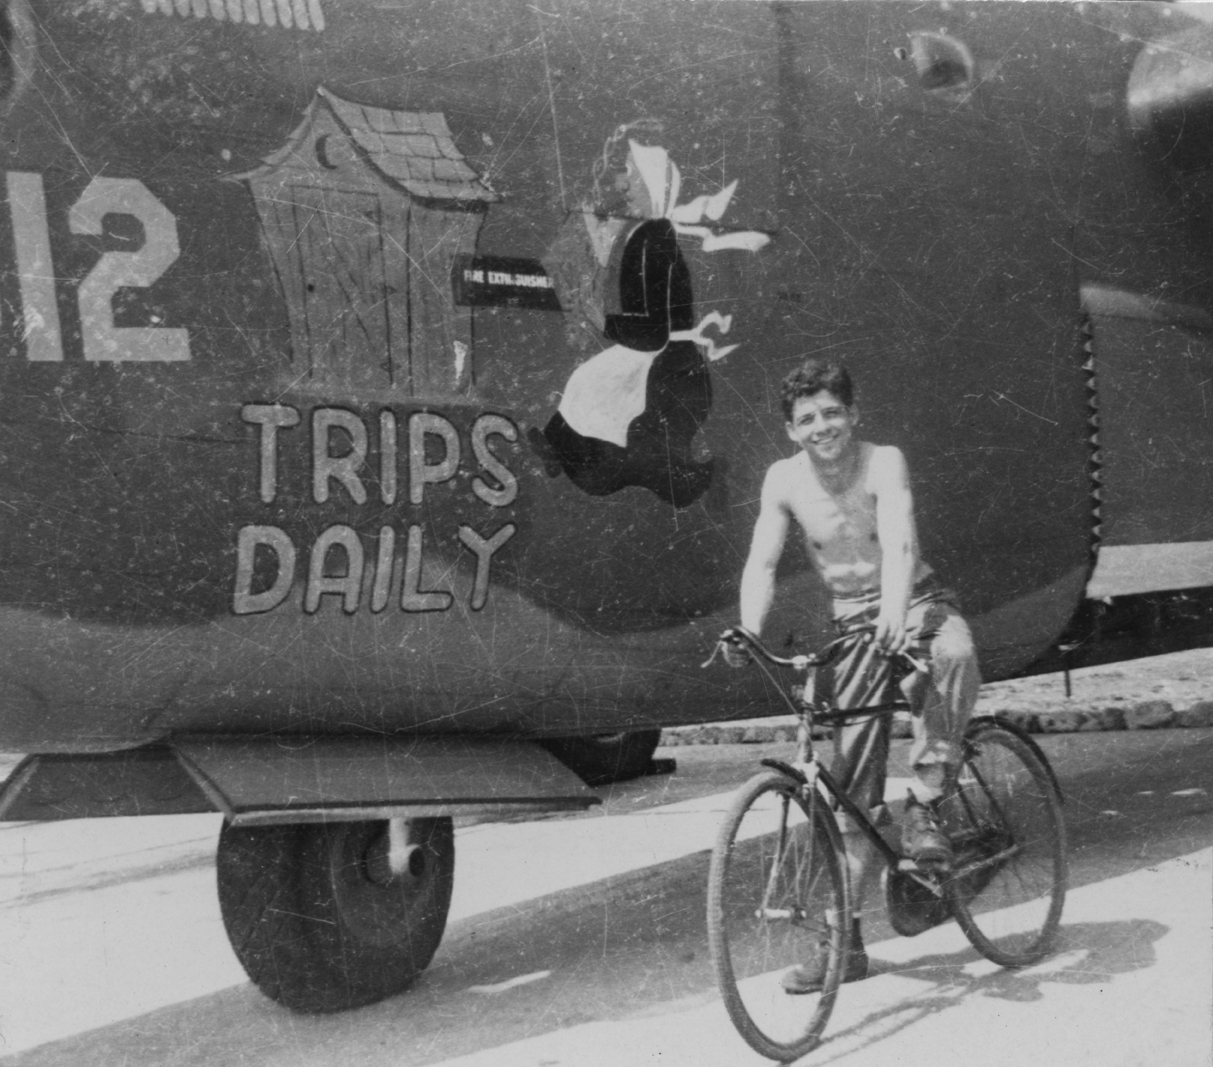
[707,769,851,1062]
[940,718,1068,967]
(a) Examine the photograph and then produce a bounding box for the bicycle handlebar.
[710,624,928,675]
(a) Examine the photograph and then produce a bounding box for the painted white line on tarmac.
[449,778,916,922]
[0,813,222,905]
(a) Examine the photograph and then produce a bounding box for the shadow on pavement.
[809,918,1169,1065]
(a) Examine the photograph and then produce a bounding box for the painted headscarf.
[626,139,678,219]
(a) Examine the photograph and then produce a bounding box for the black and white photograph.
[0,1,1209,1064]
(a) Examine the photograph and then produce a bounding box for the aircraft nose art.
[0,1,788,750]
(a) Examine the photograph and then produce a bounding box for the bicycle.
[704,625,1068,1062]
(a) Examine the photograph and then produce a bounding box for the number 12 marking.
[6,171,189,362]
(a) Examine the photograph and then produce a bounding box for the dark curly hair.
[780,360,855,421]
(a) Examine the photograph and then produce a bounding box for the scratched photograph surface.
[0,1,1210,1065]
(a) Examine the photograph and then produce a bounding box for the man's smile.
[785,391,861,467]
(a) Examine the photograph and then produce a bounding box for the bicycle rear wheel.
[707,769,850,1062]
[940,718,1067,967]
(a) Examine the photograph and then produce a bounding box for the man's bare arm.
[739,465,791,636]
[872,446,919,652]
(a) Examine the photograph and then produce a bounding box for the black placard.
[451,254,562,310]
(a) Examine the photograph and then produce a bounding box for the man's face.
[785,391,859,463]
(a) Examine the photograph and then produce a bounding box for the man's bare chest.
[787,482,877,544]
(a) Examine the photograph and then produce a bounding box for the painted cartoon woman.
[535,124,748,509]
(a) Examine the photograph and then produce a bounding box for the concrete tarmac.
[0,729,1210,1066]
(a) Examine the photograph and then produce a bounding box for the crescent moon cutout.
[315,134,339,170]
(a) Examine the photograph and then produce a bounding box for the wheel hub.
[363,819,426,885]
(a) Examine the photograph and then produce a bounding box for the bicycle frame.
[715,623,946,898]
[757,744,945,902]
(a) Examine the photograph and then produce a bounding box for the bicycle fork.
[755,790,808,923]
[751,760,844,928]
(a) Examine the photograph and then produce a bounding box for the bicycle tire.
[707,769,851,1061]
[941,719,1068,967]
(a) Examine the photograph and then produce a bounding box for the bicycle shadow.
[804,919,1169,1065]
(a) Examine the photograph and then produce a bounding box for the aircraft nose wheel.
[217,816,455,1012]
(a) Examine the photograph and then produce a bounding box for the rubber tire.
[707,769,851,1062]
[217,817,454,1012]
[944,720,1068,967]
[540,728,662,786]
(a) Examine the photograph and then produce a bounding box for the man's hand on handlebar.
[847,623,928,674]
[872,612,910,655]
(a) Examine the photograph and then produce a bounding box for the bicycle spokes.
[941,721,1067,967]
[708,771,850,1061]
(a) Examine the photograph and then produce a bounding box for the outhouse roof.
[239,86,498,203]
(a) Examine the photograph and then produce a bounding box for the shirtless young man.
[730,359,981,992]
